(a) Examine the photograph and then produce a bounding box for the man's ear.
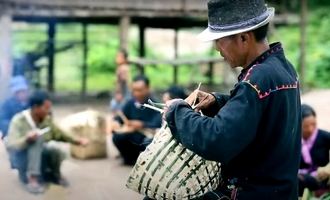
[240,33,250,43]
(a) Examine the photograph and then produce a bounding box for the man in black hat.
[164,0,301,199]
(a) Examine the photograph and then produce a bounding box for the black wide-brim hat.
[198,0,275,42]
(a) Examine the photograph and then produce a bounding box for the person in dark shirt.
[298,104,330,195]
[162,86,187,103]
[112,75,162,165]
[164,0,301,199]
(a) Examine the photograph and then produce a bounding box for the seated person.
[0,75,29,139]
[112,75,162,166]
[298,104,330,195]
[109,88,126,114]
[6,91,88,194]
[162,86,187,103]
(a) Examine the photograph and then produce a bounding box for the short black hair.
[251,23,269,42]
[119,49,128,60]
[167,86,187,99]
[301,104,316,119]
[29,90,50,108]
[133,75,150,87]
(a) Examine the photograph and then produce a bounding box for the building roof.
[3,0,207,18]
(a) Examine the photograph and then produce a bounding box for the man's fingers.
[185,90,197,105]
[195,95,208,109]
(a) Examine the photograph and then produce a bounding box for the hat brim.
[198,7,275,42]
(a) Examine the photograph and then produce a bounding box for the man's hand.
[108,120,121,134]
[26,131,38,142]
[77,138,89,146]
[163,99,183,118]
[185,90,216,112]
[317,166,330,181]
[127,120,144,131]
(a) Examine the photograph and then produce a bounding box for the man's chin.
[225,61,238,69]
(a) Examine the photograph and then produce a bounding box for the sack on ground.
[60,110,107,159]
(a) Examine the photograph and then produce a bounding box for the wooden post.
[138,24,145,74]
[0,13,12,104]
[173,28,179,84]
[81,23,88,98]
[119,16,130,52]
[47,21,56,92]
[299,0,307,90]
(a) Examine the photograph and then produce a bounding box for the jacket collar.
[238,42,284,81]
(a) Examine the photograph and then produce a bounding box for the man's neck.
[30,110,41,124]
[117,62,127,66]
[243,40,270,69]
[136,95,150,104]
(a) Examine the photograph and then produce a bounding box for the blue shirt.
[0,96,29,137]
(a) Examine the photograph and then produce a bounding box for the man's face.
[215,34,248,68]
[162,92,171,103]
[15,90,29,103]
[34,100,52,121]
[302,115,317,140]
[132,80,149,103]
[116,52,126,65]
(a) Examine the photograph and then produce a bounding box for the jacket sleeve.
[200,93,230,117]
[51,125,76,144]
[47,118,77,144]
[165,82,263,164]
[212,93,230,108]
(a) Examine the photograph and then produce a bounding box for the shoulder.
[241,60,298,100]
[122,98,135,109]
[43,115,53,125]
[125,98,135,106]
[10,111,25,124]
[318,129,330,139]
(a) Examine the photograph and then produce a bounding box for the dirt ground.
[0,89,329,200]
[301,89,330,131]
[0,100,142,200]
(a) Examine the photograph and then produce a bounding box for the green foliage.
[271,7,330,88]
[87,25,119,75]
[12,7,330,92]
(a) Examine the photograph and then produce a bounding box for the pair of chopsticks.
[143,103,165,114]
[142,82,202,113]
[191,82,201,110]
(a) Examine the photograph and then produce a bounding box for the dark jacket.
[166,43,301,200]
[300,129,330,171]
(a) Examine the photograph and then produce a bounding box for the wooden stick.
[192,82,202,108]
[148,99,166,108]
[143,104,164,113]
